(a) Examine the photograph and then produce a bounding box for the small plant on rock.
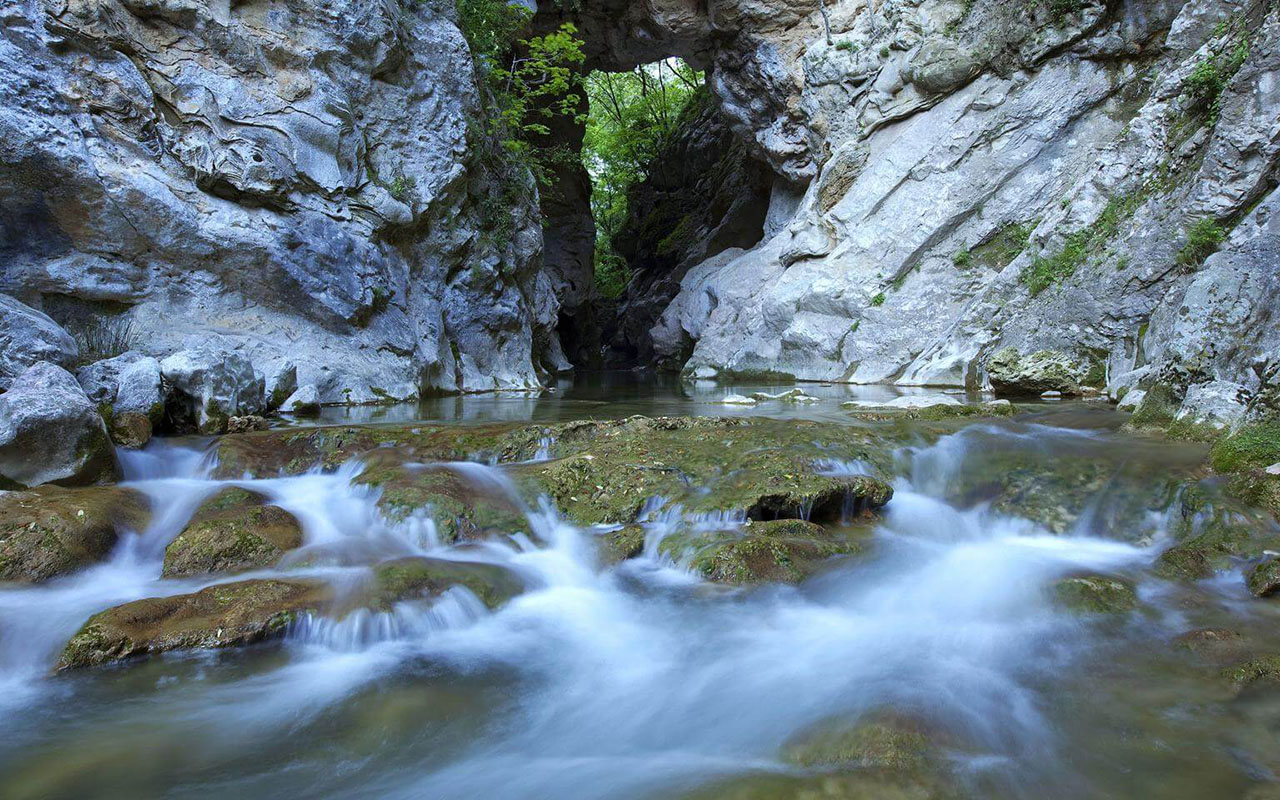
[1176,218,1226,266]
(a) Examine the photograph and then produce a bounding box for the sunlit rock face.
[0,0,562,402]
[581,0,1278,426]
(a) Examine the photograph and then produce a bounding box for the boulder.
[0,294,77,390]
[659,518,869,584]
[0,485,150,582]
[58,579,331,669]
[0,362,119,488]
[281,384,322,416]
[161,488,304,577]
[370,556,524,610]
[264,362,298,411]
[986,348,1083,397]
[76,352,144,405]
[160,345,265,434]
[107,356,165,447]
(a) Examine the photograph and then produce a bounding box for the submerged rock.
[161,488,303,578]
[354,455,527,541]
[1246,558,1280,598]
[1052,575,1137,614]
[0,485,150,582]
[0,362,119,488]
[58,579,330,669]
[1223,655,1280,689]
[370,557,524,610]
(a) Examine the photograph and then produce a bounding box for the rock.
[58,579,331,669]
[1247,558,1280,597]
[370,556,524,610]
[783,715,935,771]
[749,388,817,403]
[160,345,265,434]
[1223,655,1280,689]
[599,525,647,565]
[281,385,322,417]
[226,416,269,434]
[844,395,961,410]
[1052,575,1137,614]
[264,363,298,411]
[0,485,150,582]
[75,352,143,405]
[0,362,119,488]
[718,394,758,405]
[1041,390,1062,398]
[1268,463,1280,476]
[0,294,77,390]
[1174,628,1248,662]
[161,488,304,578]
[659,518,869,584]
[986,349,1082,397]
[354,457,527,541]
[106,356,164,448]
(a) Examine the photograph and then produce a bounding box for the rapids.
[2,390,1279,800]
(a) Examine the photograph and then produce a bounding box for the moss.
[600,525,646,565]
[161,488,303,577]
[1053,575,1137,614]
[968,221,1034,271]
[659,519,869,584]
[870,292,886,307]
[784,719,932,770]
[1246,558,1280,597]
[1155,513,1280,581]
[1023,231,1088,295]
[1125,384,1181,430]
[0,486,151,583]
[1223,655,1280,688]
[370,556,522,610]
[1210,424,1280,473]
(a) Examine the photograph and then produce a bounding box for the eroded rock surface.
[0,485,149,582]
[0,362,119,488]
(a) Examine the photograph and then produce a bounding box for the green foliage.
[835,40,857,52]
[952,246,973,268]
[1177,218,1226,266]
[1022,189,1144,295]
[71,315,136,366]
[1184,39,1249,123]
[870,292,886,307]
[455,0,586,192]
[584,61,705,298]
[386,173,416,202]
[1023,231,1088,296]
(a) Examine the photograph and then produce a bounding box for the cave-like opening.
[544,58,773,372]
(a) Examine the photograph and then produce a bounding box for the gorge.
[2,1,1280,798]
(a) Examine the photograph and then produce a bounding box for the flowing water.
[2,384,1279,799]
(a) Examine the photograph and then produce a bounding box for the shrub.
[1022,231,1088,296]
[72,315,136,365]
[1176,218,1226,266]
[870,292,886,307]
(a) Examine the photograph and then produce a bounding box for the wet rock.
[0,362,119,488]
[717,394,757,406]
[0,294,77,390]
[986,348,1083,397]
[1052,575,1137,614]
[844,395,960,411]
[160,345,265,434]
[749,388,817,403]
[1155,514,1280,581]
[354,457,527,542]
[1223,655,1280,689]
[265,362,298,411]
[161,488,303,578]
[0,486,150,582]
[1174,628,1248,663]
[660,519,868,585]
[281,385,322,417]
[1247,558,1280,597]
[599,525,646,565]
[58,579,331,669]
[370,556,523,610]
[226,416,269,434]
[783,715,936,771]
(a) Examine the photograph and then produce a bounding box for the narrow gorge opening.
[541,60,773,372]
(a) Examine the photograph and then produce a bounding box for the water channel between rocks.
[2,378,1278,800]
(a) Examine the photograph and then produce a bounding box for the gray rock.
[265,362,298,411]
[114,357,164,420]
[282,385,322,417]
[76,352,144,405]
[987,349,1084,397]
[0,362,119,488]
[160,345,265,434]
[0,294,78,390]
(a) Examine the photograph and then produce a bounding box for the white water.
[0,421,1181,799]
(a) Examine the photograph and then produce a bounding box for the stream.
[2,381,1279,799]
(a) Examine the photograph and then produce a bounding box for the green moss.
[1053,575,1137,614]
[1210,424,1280,473]
[1223,655,1280,687]
[870,292,886,307]
[1022,231,1088,295]
[659,519,870,585]
[968,221,1033,271]
[161,488,302,577]
[784,720,930,770]
[371,557,522,610]
[1246,559,1280,597]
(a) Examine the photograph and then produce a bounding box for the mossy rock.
[599,524,646,565]
[783,716,935,771]
[1154,512,1280,581]
[1052,574,1137,614]
[1174,628,1248,663]
[511,417,893,525]
[1246,558,1280,597]
[369,556,523,610]
[353,454,527,542]
[0,486,150,582]
[659,519,870,584]
[942,451,1120,534]
[1210,423,1280,474]
[107,411,152,449]
[161,488,303,577]
[58,578,331,669]
[986,348,1082,396]
[1225,471,1280,522]
[1222,655,1280,688]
